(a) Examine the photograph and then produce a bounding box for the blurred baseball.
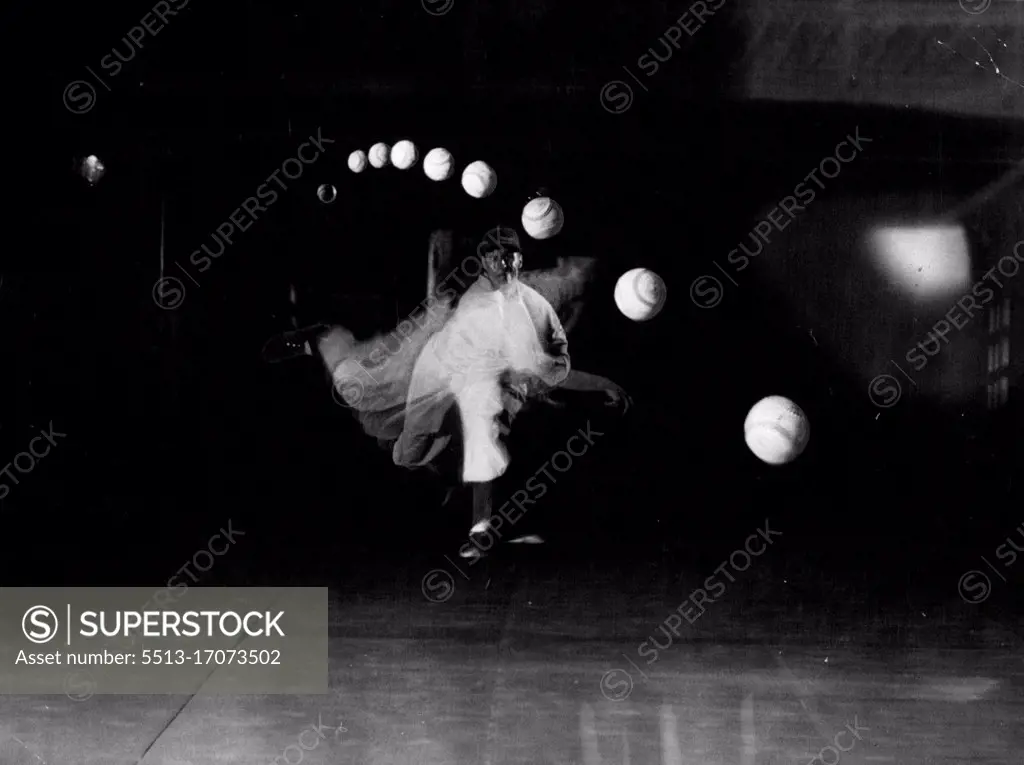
[461,160,497,198]
[522,196,564,240]
[316,184,337,204]
[347,150,368,173]
[614,268,666,321]
[423,147,454,181]
[391,140,419,170]
[744,396,810,466]
[369,143,391,168]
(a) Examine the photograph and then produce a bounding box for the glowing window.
[868,224,971,300]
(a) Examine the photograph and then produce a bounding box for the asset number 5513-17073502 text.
[141,648,282,665]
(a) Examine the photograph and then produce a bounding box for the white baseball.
[743,396,810,465]
[423,147,454,181]
[348,150,367,173]
[368,143,391,168]
[522,196,565,239]
[391,140,419,170]
[614,268,666,322]
[461,160,497,198]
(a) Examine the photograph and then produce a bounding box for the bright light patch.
[79,155,105,185]
[868,224,971,300]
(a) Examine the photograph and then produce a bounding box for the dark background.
[2,1,1022,626]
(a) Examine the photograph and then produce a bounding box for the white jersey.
[406,276,564,482]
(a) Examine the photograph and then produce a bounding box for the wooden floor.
[1,565,1021,765]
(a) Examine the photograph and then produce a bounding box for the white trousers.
[454,375,507,483]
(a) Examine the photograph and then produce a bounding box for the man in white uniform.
[394,227,570,556]
[262,226,627,559]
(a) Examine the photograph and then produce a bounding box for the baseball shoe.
[459,519,496,560]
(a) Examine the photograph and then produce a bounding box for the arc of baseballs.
[345,138,527,234]
[346,137,568,245]
[351,140,484,187]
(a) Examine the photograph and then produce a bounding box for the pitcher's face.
[482,249,522,286]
